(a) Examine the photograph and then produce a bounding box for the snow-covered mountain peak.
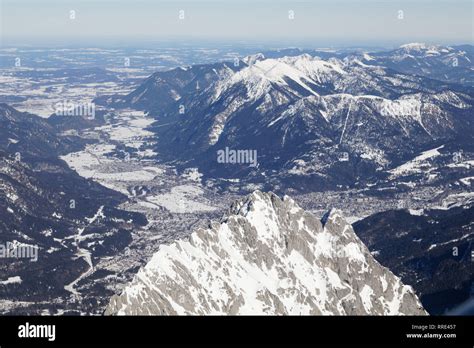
[242,52,265,65]
[400,42,431,50]
[397,43,453,56]
[214,57,314,100]
[214,54,347,101]
[105,191,426,315]
[227,190,278,216]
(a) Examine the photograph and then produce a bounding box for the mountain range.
[95,43,474,192]
[1,43,472,316]
[106,191,426,315]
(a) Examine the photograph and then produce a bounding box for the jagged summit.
[105,191,426,315]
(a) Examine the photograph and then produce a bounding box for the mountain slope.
[105,191,426,315]
[353,202,474,315]
[370,43,474,86]
[0,104,147,314]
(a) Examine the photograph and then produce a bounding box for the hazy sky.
[1,0,473,47]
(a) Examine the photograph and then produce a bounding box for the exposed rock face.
[105,191,426,315]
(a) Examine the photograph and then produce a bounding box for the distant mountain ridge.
[368,43,474,86]
[95,44,473,192]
